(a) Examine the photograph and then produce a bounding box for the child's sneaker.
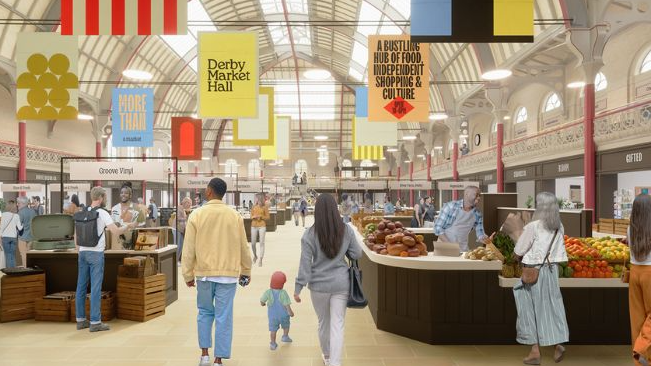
[270,341,278,350]
[281,335,293,343]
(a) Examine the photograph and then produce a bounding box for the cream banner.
[237,181,263,192]
[437,181,480,190]
[354,116,398,146]
[49,183,91,192]
[70,162,167,181]
[388,180,432,190]
[0,184,44,192]
[341,180,387,190]
[177,176,234,190]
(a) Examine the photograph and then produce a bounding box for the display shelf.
[592,231,626,239]
[498,276,628,288]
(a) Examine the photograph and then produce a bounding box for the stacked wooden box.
[614,219,630,236]
[70,291,115,322]
[117,274,166,322]
[0,273,46,322]
[599,218,615,234]
[35,291,75,322]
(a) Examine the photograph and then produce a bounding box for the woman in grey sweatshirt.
[294,194,362,366]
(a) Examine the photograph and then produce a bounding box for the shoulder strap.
[543,229,559,265]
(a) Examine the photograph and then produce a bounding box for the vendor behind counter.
[434,186,488,252]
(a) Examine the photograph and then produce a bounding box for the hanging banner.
[60,0,188,35]
[262,184,277,193]
[237,181,263,192]
[16,33,78,120]
[355,116,398,146]
[172,117,202,160]
[198,32,258,118]
[437,181,480,190]
[261,115,291,160]
[177,176,234,190]
[233,87,274,146]
[410,0,533,43]
[0,184,44,192]
[49,183,92,192]
[368,35,429,122]
[69,162,167,181]
[111,88,154,147]
[341,180,387,190]
[389,180,433,190]
[352,118,383,160]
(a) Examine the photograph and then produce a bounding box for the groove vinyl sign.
[368,35,429,122]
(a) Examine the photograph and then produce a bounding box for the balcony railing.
[594,100,651,144]
[457,147,497,175]
[0,140,80,168]
[502,121,584,165]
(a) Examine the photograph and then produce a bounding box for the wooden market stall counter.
[497,207,593,238]
[26,246,178,306]
[266,210,278,232]
[355,228,631,345]
[404,227,437,251]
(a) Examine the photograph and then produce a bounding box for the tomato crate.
[0,273,46,322]
[117,274,166,322]
[69,291,115,322]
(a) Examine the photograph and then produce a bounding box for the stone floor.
[0,216,634,366]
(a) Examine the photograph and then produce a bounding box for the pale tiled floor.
[0,216,634,366]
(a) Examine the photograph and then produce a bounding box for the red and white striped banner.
[61,0,188,36]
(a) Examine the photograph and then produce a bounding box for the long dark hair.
[631,194,651,262]
[313,194,345,259]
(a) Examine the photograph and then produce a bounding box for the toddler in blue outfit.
[260,271,294,350]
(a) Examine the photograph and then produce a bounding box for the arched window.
[491,122,498,132]
[641,50,651,74]
[247,159,260,178]
[544,93,561,112]
[318,151,329,167]
[224,159,238,176]
[514,106,528,124]
[595,72,608,92]
[360,159,374,179]
[294,159,308,175]
[107,135,116,158]
[341,159,353,178]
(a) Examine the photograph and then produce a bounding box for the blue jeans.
[75,251,105,324]
[197,281,237,358]
[176,231,184,262]
[2,237,17,268]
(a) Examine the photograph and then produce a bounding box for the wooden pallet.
[35,298,71,322]
[117,274,166,322]
[69,292,115,322]
[0,274,46,322]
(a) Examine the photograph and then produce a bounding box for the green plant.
[525,196,534,209]
[0,198,5,212]
[492,232,516,264]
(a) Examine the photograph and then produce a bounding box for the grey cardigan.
[295,224,362,295]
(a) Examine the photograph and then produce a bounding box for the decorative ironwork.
[594,103,651,143]
[0,141,81,168]
[457,148,497,175]
[503,122,584,164]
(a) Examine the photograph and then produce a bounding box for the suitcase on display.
[30,214,76,250]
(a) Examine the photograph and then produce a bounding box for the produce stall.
[356,216,632,345]
[404,227,437,251]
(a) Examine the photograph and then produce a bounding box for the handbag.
[347,258,368,308]
[521,229,558,285]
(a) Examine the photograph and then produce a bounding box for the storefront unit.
[597,142,651,219]
[496,207,593,238]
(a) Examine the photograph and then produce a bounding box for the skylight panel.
[379,23,403,35]
[189,57,198,72]
[161,34,195,58]
[356,2,382,37]
[389,0,411,19]
[351,42,368,69]
[187,0,217,36]
[349,67,364,81]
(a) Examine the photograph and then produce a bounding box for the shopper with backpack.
[74,186,137,332]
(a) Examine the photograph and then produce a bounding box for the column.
[142,152,147,200]
[497,122,505,193]
[584,81,596,221]
[409,161,414,207]
[426,153,432,197]
[452,140,459,200]
[94,141,102,187]
[18,121,27,185]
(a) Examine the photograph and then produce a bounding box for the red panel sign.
[383,97,414,120]
[172,117,202,160]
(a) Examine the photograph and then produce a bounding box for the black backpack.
[74,207,105,247]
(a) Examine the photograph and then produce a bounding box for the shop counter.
[382,215,413,228]
[285,208,291,222]
[498,276,628,288]
[277,209,286,225]
[497,207,593,238]
[266,211,278,232]
[405,227,437,251]
[26,246,178,306]
[355,227,631,345]
[243,218,252,242]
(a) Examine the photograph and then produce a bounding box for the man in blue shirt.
[17,196,36,267]
[434,186,488,252]
[383,197,395,215]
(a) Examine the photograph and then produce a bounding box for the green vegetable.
[563,267,574,278]
[492,232,516,264]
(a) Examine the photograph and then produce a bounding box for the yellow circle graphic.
[59,72,79,88]
[38,72,58,89]
[49,54,70,76]
[27,88,48,108]
[17,106,38,120]
[38,106,58,120]
[27,54,48,75]
[17,73,37,89]
[48,88,70,108]
[58,106,78,120]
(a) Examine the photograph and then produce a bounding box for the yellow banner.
[198,32,258,118]
[368,35,429,122]
[261,115,291,160]
[233,87,274,146]
[494,0,534,36]
[352,117,383,160]
[16,33,78,120]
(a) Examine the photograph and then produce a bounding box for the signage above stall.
[0,183,44,192]
[598,144,651,173]
[341,166,381,172]
[541,157,583,179]
[262,184,277,193]
[388,180,432,190]
[49,183,91,192]
[237,181,262,192]
[69,162,167,181]
[177,176,234,190]
[437,181,480,190]
[341,180,387,190]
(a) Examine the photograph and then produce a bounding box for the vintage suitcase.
[30,214,75,250]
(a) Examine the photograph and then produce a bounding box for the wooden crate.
[0,273,46,322]
[69,292,115,322]
[599,219,614,234]
[592,224,600,232]
[35,298,71,322]
[117,274,166,322]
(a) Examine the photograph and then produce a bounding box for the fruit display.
[364,219,427,257]
[564,236,602,261]
[363,223,377,237]
[584,236,630,262]
[463,247,499,261]
[561,260,628,278]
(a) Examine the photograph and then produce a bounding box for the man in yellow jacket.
[182,178,252,366]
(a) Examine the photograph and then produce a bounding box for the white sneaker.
[199,356,211,366]
[321,354,330,365]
